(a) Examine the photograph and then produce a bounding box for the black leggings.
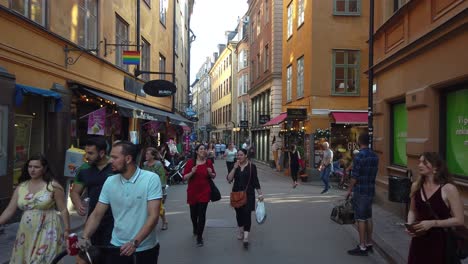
[235,205,252,232]
[190,202,208,240]
[291,164,299,182]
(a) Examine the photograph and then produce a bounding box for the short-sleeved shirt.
[323,149,333,165]
[99,168,162,251]
[215,144,221,152]
[225,148,237,162]
[351,148,379,197]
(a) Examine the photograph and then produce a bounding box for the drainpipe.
[172,1,176,112]
[368,0,374,150]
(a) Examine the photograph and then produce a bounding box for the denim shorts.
[352,194,373,221]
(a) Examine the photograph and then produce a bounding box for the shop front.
[329,111,368,162]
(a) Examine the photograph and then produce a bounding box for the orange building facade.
[372,0,468,217]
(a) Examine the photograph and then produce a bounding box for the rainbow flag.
[122,50,140,65]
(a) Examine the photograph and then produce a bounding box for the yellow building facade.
[281,0,369,166]
[0,1,191,206]
[209,42,238,143]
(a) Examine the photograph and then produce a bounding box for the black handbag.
[330,199,355,225]
[209,178,221,202]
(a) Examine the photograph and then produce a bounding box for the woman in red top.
[183,144,216,247]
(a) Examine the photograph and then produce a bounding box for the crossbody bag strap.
[244,163,252,192]
[421,185,451,233]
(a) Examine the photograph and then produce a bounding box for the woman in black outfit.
[288,144,301,188]
[227,149,264,249]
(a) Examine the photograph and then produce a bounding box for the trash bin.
[388,176,411,203]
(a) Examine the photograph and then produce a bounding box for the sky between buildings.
[189,0,248,84]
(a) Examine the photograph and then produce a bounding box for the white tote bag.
[256,201,267,224]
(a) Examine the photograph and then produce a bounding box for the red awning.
[331,112,368,124]
[263,112,287,126]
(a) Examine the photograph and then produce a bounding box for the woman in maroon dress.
[183,144,216,247]
[407,152,464,264]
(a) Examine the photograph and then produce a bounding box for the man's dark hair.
[358,133,370,146]
[113,140,138,163]
[86,137,107,153]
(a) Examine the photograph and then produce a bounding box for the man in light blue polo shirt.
[82,141,162,264]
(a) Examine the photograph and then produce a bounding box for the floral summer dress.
[10,181,65,264]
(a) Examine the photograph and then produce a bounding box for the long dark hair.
[18,154,55,191]
[192,144,205,160]
[410,152,454,197]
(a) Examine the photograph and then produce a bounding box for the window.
[174,24,179,56]
[298,0,304,26]
[256,11,261,36]
[264,44,269,72]
[77,0,98,49]
[332,50,360,95]
[393,0,407,12]
[297,56,304,98]
[115,15,129,71]
[391,102,407,166]
[287,3,293,38]
[160,0,167,25]
[159,54,166,79]
[442,87,468,177]
[286,65,292,102]
[11,0,46,26]
[256,53,260,78]
[334,0,361,15]
[141,38,150,81]
[264,0,269,23]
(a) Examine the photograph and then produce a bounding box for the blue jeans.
[320,164,332,191]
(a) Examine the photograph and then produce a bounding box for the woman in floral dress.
[0,154,70,263]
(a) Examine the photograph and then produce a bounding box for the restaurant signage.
[143,80,177,97]
[287,108,307,120]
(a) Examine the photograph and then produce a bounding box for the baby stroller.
[167,158,188,185]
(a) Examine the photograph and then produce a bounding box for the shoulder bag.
[422,186,468,261]
[230,163,252,208]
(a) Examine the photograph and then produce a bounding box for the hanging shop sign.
[87,107,106,135]
[240,120,249,128]
[287,108,307,120]
[143,80,177,97]
[259,115,270,125]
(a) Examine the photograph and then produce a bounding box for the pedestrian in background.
[183,144,217,247]
[224,142,238,173]
[288,144,301,188]
[272,136,280,171]
[142,147,169,231]
[215,142,221,159]
[220,142,226,159]
[345,134,379,256]
[319,142,334,194]
[70,137,114,250]
[0,154,70,264]
[207,143,216,164]
[82,141,162,263]
[407,152,464,264]
[227,149,263,249]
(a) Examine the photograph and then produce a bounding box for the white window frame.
[297,56,304,98]
[141,38,151,81]
[287,65,292,102]
[297,0,304,27]
[287,3,293,38]
[333,0,361,16]
[160,0,167,25]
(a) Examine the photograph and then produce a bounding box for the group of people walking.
[0,132,466,264]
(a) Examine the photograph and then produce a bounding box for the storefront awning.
[83,88,192,123]
[331,112,368,124]
[263,112,287,126]
[15,84,63,112]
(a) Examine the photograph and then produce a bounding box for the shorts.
[352,194,373,221]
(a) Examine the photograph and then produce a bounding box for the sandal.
[161,222,168,230]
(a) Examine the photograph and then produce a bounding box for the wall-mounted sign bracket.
[104,38,143,57]
[63,42,101,67]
